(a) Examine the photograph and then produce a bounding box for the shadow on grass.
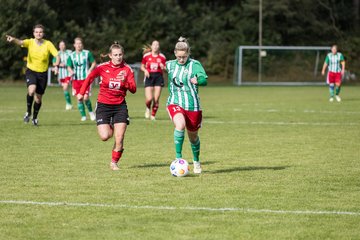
[133,161,216,168]
[208,165,290,174]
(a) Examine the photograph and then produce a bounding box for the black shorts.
[95,102,129,126]
[144,72,164,87]
[25,68,48,95]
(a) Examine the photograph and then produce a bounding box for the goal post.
[234,46,331,86]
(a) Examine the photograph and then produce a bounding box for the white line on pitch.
[0,200,359,216]
[203,120,359,126]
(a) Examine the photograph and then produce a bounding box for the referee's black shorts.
[144,72,165,87]
[95,102,129,126]
[25,68,48,95]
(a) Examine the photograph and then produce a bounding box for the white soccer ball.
[170,159,190,177]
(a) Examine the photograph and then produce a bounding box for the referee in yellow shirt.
[6,24,60,126]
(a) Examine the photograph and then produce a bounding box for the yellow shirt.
[22,38,58,72]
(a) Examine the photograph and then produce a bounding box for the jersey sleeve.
[88,51,95,63]
[340,53,345,62]
[192,60,208,86]
[124,67,137,94]
[141,55,147,65]
[67,56,73,68]
[79,67,100,95]
[21,39,30,48]
[324,55,330,64]
[48,41,58,57]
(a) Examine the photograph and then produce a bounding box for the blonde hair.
[142,43,151,55]
[175,36,190,54]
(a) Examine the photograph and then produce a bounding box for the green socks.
[174,129,185,159]
[85,99,93,112]
[335,85,341,96]
[64,90,72,105]
[78,101,86,117]
[190,137,201,162]
[329,84,335,97]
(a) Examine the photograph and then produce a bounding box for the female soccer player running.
[321,44,345,102]
[77,42,137,171]
[67,37,97,121]
[166,37,208,174]
[140,40,166,120]
[53,40,73,110]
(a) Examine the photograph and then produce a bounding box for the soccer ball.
[170,159,190,177]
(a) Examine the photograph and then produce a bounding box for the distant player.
[53,40,72,110]
[166,37,208,174]
[77,42,137,171]
[6,24,60,126]
[67,37,96,121]
[141,40,166,120]
[321,44,345,102]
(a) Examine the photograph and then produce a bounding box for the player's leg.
[110,123,127,170]
[151,86,162,120]
[109,103,129,170]
[62,77,72,109]
[167,105,186,159]
[335,73,342,102]
[151,74,164,120]
[84,93,95,121]
[31,71,47,126]
[186,110,203,174]
[144,86,153,119]
[73,80,87,120]
[24,69,37,123]
[328,72,335,102]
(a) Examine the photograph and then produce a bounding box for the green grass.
[0,84,359,239]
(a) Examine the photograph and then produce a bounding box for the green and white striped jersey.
[166,58,208,111]
[67,50,95,80]
[53,50,72,80]
[325,52,345,73]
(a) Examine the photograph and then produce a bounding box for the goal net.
[234,46,331,86]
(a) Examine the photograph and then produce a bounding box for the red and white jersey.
[141,52,166,73]
[80,61,137,105]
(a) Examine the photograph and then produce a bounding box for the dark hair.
[33,24,45,31]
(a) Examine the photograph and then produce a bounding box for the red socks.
[112,149,123,163]
[151,103,159,117]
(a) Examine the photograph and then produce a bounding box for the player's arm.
[66,56,74,76]
[124,68,137,94]
[5,35,23,46]
[321,56,329,76]
[87,52,96,75]
[140,63,149,78]
[78,67,99,100]
[340,54,345,75]
[191,61,208,86]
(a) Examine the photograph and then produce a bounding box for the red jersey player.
[141,40,166,120]
[77,42,137,171]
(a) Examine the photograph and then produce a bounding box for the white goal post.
[234,46,331,86]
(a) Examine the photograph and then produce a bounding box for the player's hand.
[341,70,345,76]
[321,70,325,76]
[77,94,84,101]
[159,63,165,70]
[190,76,198,85]
[5,35,14,42]
[144,70,150,78]
[53,66,59,75]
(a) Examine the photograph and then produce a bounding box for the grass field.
[0,84,359,239]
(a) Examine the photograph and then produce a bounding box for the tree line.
[0,0,359,81]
